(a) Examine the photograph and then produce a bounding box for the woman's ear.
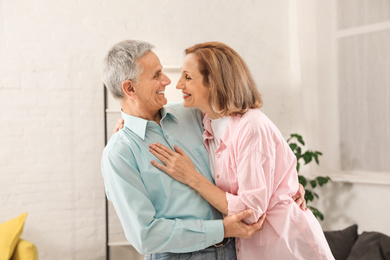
[122,80,136,99]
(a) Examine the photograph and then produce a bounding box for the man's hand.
[223,210,266,238]
[113,119,124,133]
[293,183,307,210]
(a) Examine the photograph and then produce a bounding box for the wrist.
[187,171,202,188]
[222,218,229,238]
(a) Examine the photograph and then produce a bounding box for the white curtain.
[294,0,390,174]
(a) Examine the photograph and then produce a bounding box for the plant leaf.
[308,206,324,221]
[298,175,306,187]
[304,190,314,202]
[297,135,305,145]
[289,143,298,151]
[285,133,330,221]
[303,152,312,164]
[313,153,319,164]
[296,147,302,158]
[317,176,330,186]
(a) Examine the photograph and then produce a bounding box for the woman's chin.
[182,101,192,108]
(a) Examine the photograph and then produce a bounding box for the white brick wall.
[2,1,388,259]
[0,1,108,259]
[0,0,318,258]
[0,1,295,258]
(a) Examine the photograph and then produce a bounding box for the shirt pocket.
[192,145,210,166]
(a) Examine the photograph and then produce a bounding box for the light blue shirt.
[101,103,224,254]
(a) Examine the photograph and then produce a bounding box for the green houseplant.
[287,134,331,220]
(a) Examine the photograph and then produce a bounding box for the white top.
[208,116,230,179]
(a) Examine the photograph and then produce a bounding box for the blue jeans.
[145,238,236,260]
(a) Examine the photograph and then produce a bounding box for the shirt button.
[237,249,240,252]
[216,154,220,158]
[217,175,220,178]
[165,135,169,139]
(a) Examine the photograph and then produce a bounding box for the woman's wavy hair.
[185,42,262,116]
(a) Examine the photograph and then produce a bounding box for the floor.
[109,245,144,260]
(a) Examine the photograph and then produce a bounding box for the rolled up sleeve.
[225,134,274,225]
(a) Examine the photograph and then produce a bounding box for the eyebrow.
[154,69,162,76]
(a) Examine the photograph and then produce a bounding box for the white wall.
[0,1,107,259]
[311,181,390,235]
[0,1,297,259]
[299,0,390,235]
[0,1,389,260]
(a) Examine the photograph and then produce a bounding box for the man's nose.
[161,73,171,86]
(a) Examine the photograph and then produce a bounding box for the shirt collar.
[203,113,214,141]
[160,106,178,123]
[121,110,148,140]
[121,107,178,140]
[203,113,236,147]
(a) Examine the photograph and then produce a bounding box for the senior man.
[101,40,305,259]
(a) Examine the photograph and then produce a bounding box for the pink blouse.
[203,109,334,260]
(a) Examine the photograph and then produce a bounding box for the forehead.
[182,53,199,71]
[137,51,162,74]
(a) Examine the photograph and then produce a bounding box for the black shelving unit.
[104,86,110,260]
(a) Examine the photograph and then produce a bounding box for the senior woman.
[149,42,334,259]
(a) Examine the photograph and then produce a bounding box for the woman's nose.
[176,78,184,89]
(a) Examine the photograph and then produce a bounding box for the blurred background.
[0,0,389,259]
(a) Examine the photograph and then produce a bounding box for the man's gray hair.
[103,40,154,99]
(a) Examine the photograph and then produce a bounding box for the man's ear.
[122,80,136,99]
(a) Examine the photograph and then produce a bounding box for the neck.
[121,101,162,125]
[207,113,221,120]
[202,106,220,120]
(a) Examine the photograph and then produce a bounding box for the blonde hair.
[185,42,262,116]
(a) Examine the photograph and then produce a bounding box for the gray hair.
[103,40,154,99]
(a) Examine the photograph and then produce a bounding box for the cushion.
[324,224,358,260]
[347,231,390,260]
[0,212,27,260]
[11,239,38,260]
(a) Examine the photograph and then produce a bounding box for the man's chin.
[159,97,168,105]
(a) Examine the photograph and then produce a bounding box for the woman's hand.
[149,143,200,186]
[150,143,229,214]
[292,183,307,210]
[113,119,124,133]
